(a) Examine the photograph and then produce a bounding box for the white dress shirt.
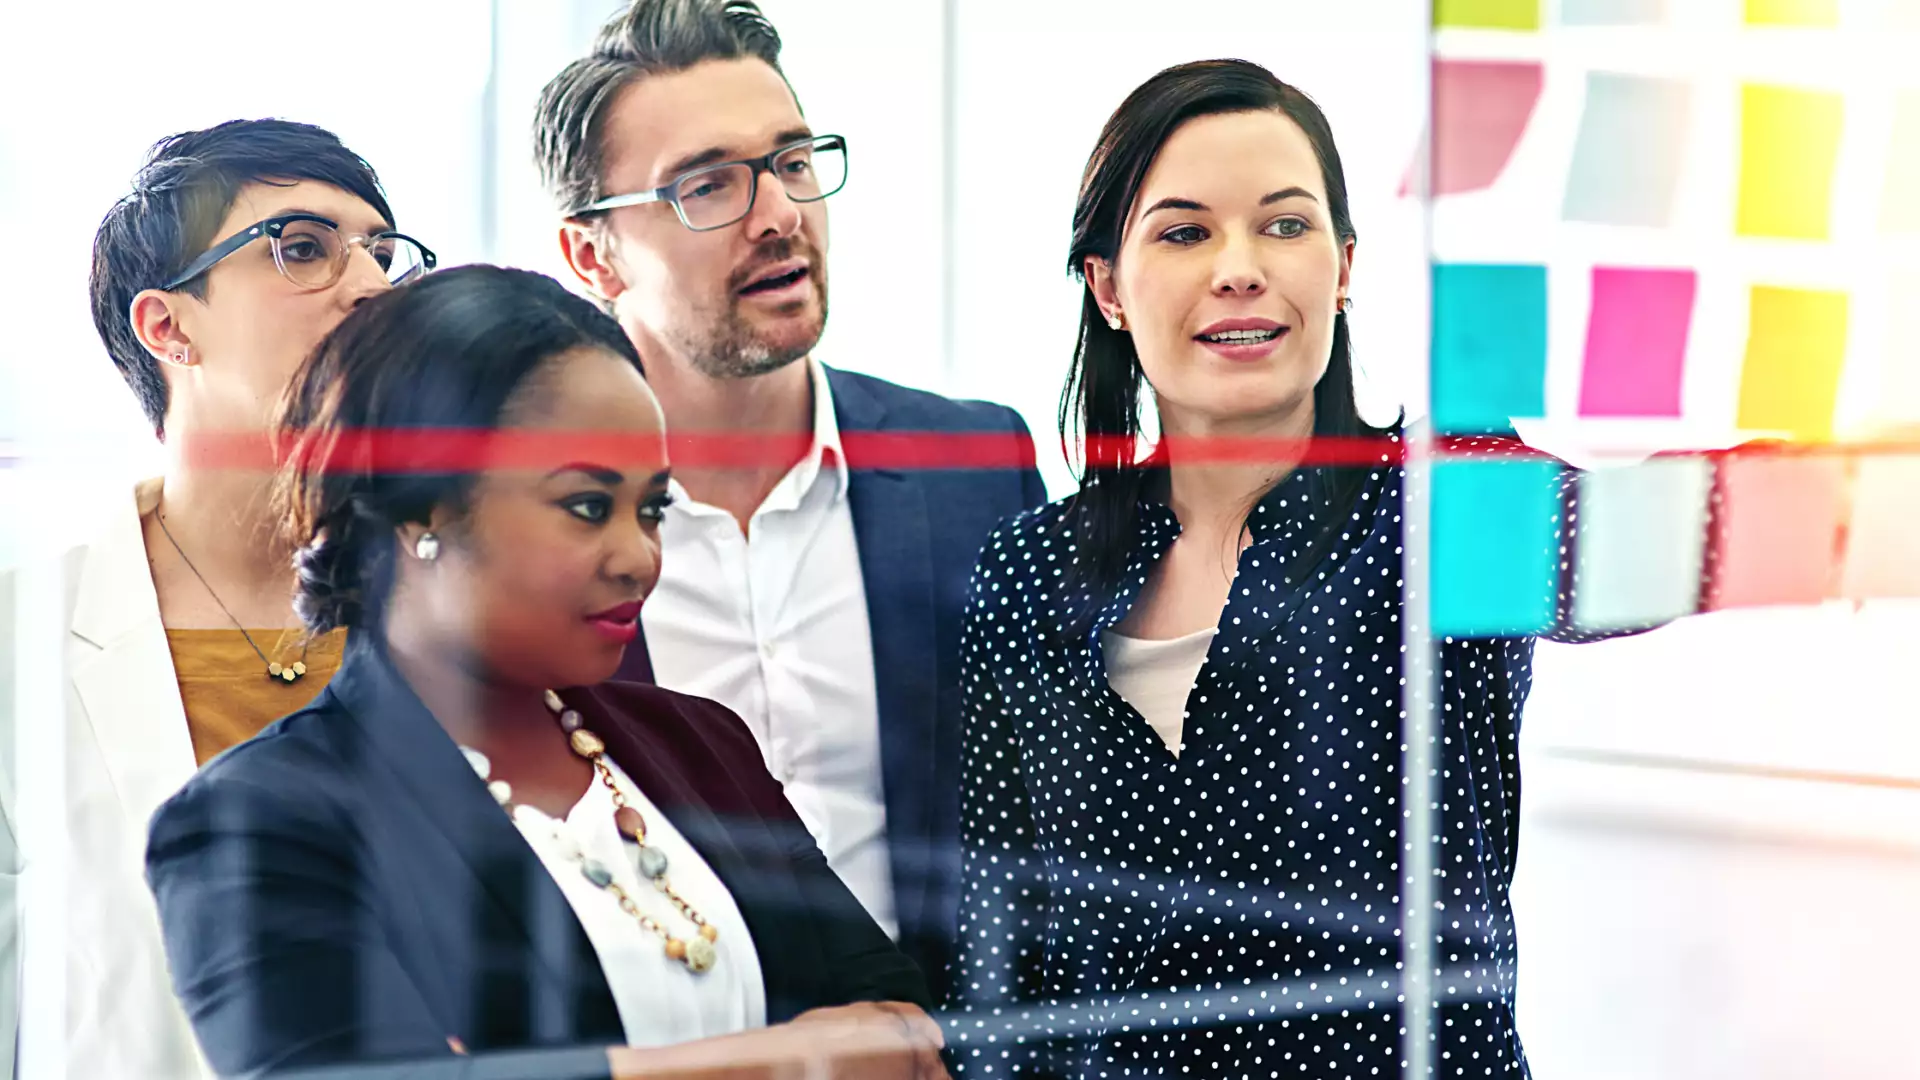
[1101,627,1218,757]
[641,359,898,939]
[509,758,766,1046]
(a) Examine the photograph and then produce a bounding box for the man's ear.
[559,220,627,304]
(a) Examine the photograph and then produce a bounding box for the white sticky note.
[1573,457,1714,630]
[1839,455,1920,599]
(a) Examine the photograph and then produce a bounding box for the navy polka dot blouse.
[947,433,1612,1079]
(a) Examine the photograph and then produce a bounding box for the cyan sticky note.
[1578,266,1696,417]
[1560,0,1667,24]
[1432,458,1564,637]
[1563,73,1692,227]
[1571,458,1712,630]
[1431,264,1549,434]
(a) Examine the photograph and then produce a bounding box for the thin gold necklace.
[155,512,309,682]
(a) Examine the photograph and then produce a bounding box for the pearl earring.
[415,533,440,562]
[1106,313,1124,331]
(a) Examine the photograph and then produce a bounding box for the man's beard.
[674,237,829,380]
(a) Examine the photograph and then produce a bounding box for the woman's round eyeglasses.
[161,213,437,291]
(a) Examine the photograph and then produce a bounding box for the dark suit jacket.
[615,366,1048,1004]
[146,637,930,1079]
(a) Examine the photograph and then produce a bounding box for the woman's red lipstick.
[585,601,643,644]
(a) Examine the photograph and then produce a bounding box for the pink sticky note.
[1706,453,1847,610]
[1839,455,1920,599]
[1401,60,1545,198]
[1578,267,1696,417]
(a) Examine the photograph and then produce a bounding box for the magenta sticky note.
[1401,60,1545,198]
[1705,453,1847,610]
[1578,267,1696,417]
[1839,454,1920,599]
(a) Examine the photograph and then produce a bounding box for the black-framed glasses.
[161,214,438,291]
[570,134,849,232]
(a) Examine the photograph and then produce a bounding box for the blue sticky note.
[1432,458,1563,637]
[1571,458,1712,630]
[1431,264,1548,434]
[1560,0,1667,24]
[1563,73,1692,227]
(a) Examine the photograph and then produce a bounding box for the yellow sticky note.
[1737,85,1844,240]
[1745,0,1839,24]
[1880,91,1920,233]
[1434,0,1540,29]
[1737,286,1850,440]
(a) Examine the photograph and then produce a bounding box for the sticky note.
[1571,458,1713,630]
[1736,286,1849,440]
[1560,0,1667,24]
[1563,73,1692,227]
[1736,84,1844,240]
[1705,453,1847,610]
[1878,91,1920,233]
[1434,0,1540,28]
[1402,60,1544,198]
[1578,267,1696,418]
[1431,264,1549,434]
[1432,458,1564,637]
[1880,272,1920,419]
[1838,455,1920,598]
[1745,0,1839,24]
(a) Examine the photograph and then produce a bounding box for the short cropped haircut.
[88,119,394,437]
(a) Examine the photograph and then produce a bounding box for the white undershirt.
[510,757,767,1047]
[641,358,898,939]
[1101,627,1217,757]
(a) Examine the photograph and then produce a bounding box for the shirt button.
[760,640,776,659]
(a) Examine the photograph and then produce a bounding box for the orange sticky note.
[1737,286,1849,440]
[1839,455,1920,599]
[1745,0,1839,24]
[1736,85,1843,241]
[1706,453,1847,610]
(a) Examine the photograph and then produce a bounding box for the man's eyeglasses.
[570,134,849,232]
[161,214,438,291]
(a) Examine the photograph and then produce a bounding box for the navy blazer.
[146,637,930,1079]
[615,366,1048,1004]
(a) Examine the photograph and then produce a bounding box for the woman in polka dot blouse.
[946,60,1633,1079]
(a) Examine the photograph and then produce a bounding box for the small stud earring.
[1338,296,1353,314]
[167,347,191,365]
[1106,313,1124,331]
[415,533,440,562]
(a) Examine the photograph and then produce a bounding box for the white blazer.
[0,478,212,1080]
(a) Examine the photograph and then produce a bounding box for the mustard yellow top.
[166,629,348,765]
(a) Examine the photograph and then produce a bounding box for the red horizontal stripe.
[163,430,1920,474]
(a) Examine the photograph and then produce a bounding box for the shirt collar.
[663,356,847,518]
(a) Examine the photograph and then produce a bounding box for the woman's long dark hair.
[1059,59,1395,621]
[274,265,643,635]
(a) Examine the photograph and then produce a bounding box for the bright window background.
[2,2,1917,1077]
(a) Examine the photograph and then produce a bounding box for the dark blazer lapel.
[329,639,622,1043]
[827,368,941,943]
